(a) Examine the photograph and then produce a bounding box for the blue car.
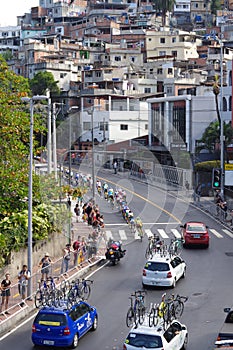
[31,300,98,348]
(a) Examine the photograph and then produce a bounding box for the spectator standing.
[73,236,81,266]
[74,204,80,222]
[61,244,73,274]
[113,161,118,174]
[18,265,30,307]
[0,273,11,314]
[39,253,52,281]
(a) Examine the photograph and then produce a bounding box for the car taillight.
[167,271,172,278]
[32,324,36,333]
[143,269,146,276]
[63,327,70,335]
[216,336,221,341]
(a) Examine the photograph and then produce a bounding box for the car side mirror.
[181,326,186,331]
[180,225,184,228]
[224,307,231,313]
[206,225,209,228]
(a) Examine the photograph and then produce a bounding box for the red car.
[180,222,209,248]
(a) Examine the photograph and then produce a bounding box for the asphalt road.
[0,173,232,350]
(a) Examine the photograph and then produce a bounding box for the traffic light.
[212,168,221,189]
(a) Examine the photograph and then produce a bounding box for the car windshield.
[34,313,67,327]
[187,225,205,232]
[126,333,163,348]
[145,262,169,272]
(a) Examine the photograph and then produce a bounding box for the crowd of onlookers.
[0,197,105,315]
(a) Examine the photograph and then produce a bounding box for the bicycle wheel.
[54,289,63,307]
[81,284,91,300]
[149,308,158,327]
[174,301,184,318]
[60,280,70,297]
[35,290,43,308]
[138,306,146,325]
[145,245,152,259]
[126,307,135,328]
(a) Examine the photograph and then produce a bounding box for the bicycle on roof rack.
[126,290,147,328]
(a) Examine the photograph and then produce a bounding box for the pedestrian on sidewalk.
[0,273,11,314]
[74,203,81,222]
[61,244,73,274]
[73,236,81,266]
[18,264,30,307]
[113,161,118,174]
[39,253,52,281]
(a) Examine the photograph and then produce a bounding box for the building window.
[145,124,148,130]
[168,68,173,74]
[195,3,198,7]
[99,122,108,131]
[229,71,232,86]
[172,37,176,43]
[157,68,163,74]
[223,97,227,111]
[120,124,128,130]
[115,56,121,61]
[160,38,165,44]
[145,88,151,93]
[148,38,152,41]
[229,96,232,111]
[172,51,177,57]
[167,86,172,94]
[96,71,101,77]
[159,51,166,56]
[83,122,91,130]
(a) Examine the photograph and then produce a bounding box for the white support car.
[123,319,188,350]
[142,254,186,288]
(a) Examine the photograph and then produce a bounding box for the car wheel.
[91,316,98,331]
[171,278,176,288]
[142,282,146,289]
[70,333,79,349]
[181,333,188,349]
[182,267,186,278]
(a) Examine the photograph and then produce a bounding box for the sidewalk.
[0,199,107,337]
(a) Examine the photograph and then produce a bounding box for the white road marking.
[171,229,181,238]
[119,230,127,240]
[105,230,113,240]
[222,229,233,238]
[157,229,169,239]
[209,228,223,238]
[145,229,153,238]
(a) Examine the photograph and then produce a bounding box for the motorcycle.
[105,241,126,265]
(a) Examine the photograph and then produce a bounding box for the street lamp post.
[21,95,49,298]
[91,108,95,203]
[220,29,225,197]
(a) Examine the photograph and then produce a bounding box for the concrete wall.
[0,230,68,278]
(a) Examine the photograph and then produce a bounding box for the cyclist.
[96,180,102,194]
[108,187,114,203]
[158,293,167,319]
[135,217,143,238]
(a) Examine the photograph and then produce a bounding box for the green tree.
[29,71,60,96]
[211,0,221,16]
[152,0,176,26]
[196,120,233,153]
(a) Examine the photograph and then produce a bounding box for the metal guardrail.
[0,235,107,320]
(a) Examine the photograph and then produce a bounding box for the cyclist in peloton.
[102,182,108,199]
[108,187,114,202]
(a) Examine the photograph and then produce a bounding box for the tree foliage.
[196,121,233,153]
[29,71,60,96]
[152,0,176,26]
[0,57,68,267]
